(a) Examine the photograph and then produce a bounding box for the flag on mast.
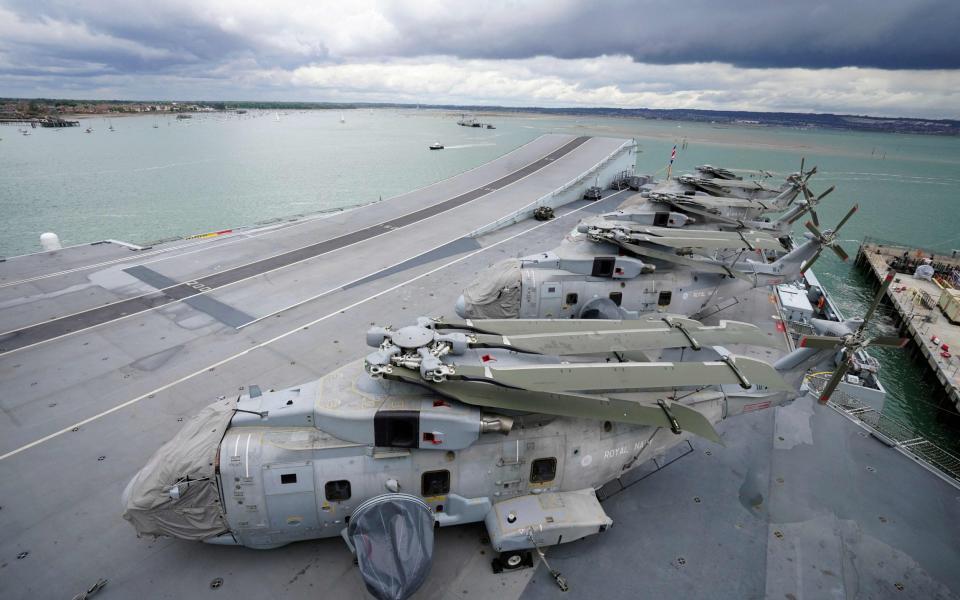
[667,144,678,178]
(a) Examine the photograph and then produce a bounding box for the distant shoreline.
[3,97,957,136]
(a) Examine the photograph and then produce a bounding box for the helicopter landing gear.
[491,550,533,573]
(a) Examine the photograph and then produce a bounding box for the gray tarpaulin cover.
[122,398,235,540]
[461,258,522,318]
[914,264,935,281]
[348,493,435,600]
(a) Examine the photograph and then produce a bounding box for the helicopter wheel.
[491,550,534,573]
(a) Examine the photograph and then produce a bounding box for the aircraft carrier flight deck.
[1,135,958,600]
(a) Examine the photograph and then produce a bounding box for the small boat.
[340,113,346,123]
[486,124,496,129]
[85,127,93,133]
[429,142,444,150]
[152,123,159,129]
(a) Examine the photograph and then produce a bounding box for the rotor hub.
[392,325,435,349]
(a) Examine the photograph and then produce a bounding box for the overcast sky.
[2,0,958,119]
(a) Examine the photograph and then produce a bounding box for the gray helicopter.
[647,161,822,225]
[670,159,817,202]
[121,271,905,600]
[454,201,857,321]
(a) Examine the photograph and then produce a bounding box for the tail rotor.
[798,203,858,273]
[797,270,909,404]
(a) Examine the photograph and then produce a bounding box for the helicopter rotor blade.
[832,244,850,262]
[805,221,824,239]
[816,185,835,202]
[469,319,777,355]
[833,203,859,234]
[800,247,823,274]
[864,336,910,348]
[397,373,724,444]
[856,270,896,337]
[454,357,791,392]
[797,334,844,349]
[817,359,851,405]
[810,207,820,227]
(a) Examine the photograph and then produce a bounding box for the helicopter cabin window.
[421,470,450,497]
[374,410,419,448]
[653,212,670,227]
[325,480,352,501]
[609,291,623,306]
[530,458,557,483]
[658,291,672,307]
[280,473,298,485]
[591,257,616,278]
[565,293,579,305]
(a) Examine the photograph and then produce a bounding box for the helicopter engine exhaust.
[480,414,514,434]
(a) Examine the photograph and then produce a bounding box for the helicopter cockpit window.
[421,470,450,497]
[658,291,672,307]
[530,458,557,483]
[325,480,352,501]
[565,293,578,305]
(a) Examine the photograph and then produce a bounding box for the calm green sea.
[2,109,959,451]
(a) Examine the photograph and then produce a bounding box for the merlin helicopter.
[580,173,833,238]
[669,159,816,202]
[646,160,823,226]
[121,271,906,600]
[454,199,857,321]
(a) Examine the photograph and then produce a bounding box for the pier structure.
[0,116,80,127]
[855,239,960,410]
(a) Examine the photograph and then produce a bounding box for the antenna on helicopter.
[798,204,858,273]
[797,270,909,404]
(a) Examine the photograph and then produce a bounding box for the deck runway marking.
[0,137,590,355]
[0,196,609,462]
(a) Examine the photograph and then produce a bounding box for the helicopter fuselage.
[209,364,791,550]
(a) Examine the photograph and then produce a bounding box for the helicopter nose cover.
[122,398,235,540]
[459,258,522,319]
[348,493,435,600]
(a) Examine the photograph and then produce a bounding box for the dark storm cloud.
[379,0,960,70]
[2,0,958,76]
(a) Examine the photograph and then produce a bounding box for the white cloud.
[279,56,960,119]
